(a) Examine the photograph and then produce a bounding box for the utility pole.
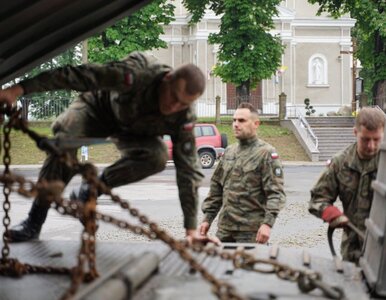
[340,38,357,113]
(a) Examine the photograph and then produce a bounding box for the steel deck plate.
[134,243,370,300]
[0,241,375,300]
[0,240,170,300]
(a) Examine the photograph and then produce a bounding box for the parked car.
[163,123,227,168]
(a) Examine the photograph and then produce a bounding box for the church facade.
[149,0,356,117]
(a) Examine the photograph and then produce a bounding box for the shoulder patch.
[271,152,279,159]
[183,122,194,131]
[274,167,282,177]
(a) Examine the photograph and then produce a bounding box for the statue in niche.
[312,58,324,84]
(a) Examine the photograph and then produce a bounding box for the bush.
[304,98,316,116]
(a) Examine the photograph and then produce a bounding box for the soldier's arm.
[201,158,225,226]
[19,51,152,95]
[261,151,286,227]
[171,123,204,230]
[19,61,136,95]
[0,85,24,107]
[309,159,340,218]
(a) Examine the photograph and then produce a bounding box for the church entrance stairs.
[306,117,356,162]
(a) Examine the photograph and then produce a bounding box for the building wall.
[150,0,355,116]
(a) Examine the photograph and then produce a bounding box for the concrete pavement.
[2,160,327,171]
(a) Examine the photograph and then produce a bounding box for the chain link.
[2,113,14,262]
[0,107,345,300]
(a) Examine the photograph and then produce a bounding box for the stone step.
[312,129,354,133]
[313,128,353,131]
[312,128,354,132]
[318,146,351,152]
[318,147,353,152]
[318,141,353,145]
[308,122,354,127]
[317,137,355,142]
[316,138,354,141]
[317,138,355,142]
[313,133,354,136]
[306,116,355,128]
[318,143,350,148]
[318,137,355,145]
[320,148,349,154]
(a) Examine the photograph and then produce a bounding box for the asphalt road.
[0,164,338,257]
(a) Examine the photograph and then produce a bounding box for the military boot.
[69,181,92,203]
[7,201,49,242]
[70,173,106,203]
[69,178,104,228]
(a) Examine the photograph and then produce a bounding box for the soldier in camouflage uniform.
[0,51,213,244]
[309,107,385,263]
[199,103,286,243]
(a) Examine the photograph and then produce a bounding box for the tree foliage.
[183,0,284,98]
[308,0,386,104]
[183,0,224,23]
[88,0,175,63]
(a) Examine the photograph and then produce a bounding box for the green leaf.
[88,0,175,63]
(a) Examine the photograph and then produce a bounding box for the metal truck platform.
[0,240,371,300]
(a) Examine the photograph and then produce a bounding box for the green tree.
[88,0,175,63]
[308,0,386,107]
[183,0,284,100]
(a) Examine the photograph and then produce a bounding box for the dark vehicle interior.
[0,0,151,86]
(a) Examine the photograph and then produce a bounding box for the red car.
[163,123,227,168]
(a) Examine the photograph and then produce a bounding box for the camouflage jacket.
[202,136,286,231]
[309,143,379,262]
[20,52,203,229]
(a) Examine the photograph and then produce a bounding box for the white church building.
[149,0,356,117]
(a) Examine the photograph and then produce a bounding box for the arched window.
[308,54,328,85]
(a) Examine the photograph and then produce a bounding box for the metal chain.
[0,107,345,300]
[1,112,14,263]
[51,192,244,300]
[0,108,98,300]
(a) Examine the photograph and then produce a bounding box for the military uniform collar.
[346,142,379,173]
[238,135,258,147]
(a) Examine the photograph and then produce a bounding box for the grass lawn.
[216,123,309,161]
[2,121,309,165]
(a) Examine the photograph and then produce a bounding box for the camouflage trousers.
[341,228,363,264]
[216,228,256,243]
[35,98,168,206]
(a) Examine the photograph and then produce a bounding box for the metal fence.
[20,96,279,120]
[20,94,386,120]
[196,95,279,117]
[18,97,72,121]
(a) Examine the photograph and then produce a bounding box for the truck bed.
[0,240,371,300]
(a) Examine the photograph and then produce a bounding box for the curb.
[1,161,326,170]
[282,161,327,167]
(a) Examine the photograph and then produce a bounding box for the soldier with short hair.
[0,51,217,244]
[199,102,286,243]
[309,107,385,263]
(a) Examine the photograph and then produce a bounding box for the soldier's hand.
[256,224,271,244]
[322,206,349,228]
[198,221,210,236]
[186,229,221,246]
[0,85,24,108]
